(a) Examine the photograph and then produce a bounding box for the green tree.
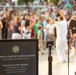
[50,0,59,5]
[44,0,48,1]
[18,0,34,5]
[18,0,22,4]
[0,0,1,2]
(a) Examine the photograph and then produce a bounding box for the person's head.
[56,12,61,17]
[56,16,63,21]
[37,25,42,30]
[47,19,50,24]
[6,13,14,28]
[38,16,43,23]
[8,10,14,20]
[3,13,8,19]
[55,11,64,19]
[14,16,20,26]
[23,14,29,20]
[59,16,63,21]
[54,9,60,16]
[47,18,54,24]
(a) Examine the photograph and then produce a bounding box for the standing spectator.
[7,10,14,39]
[55,12,68,62]
[37,25,44,55]
[33,19,39,38]
[22,14,29,26]
[46,12,68,62]
[46,19,55,48]
[71,1,76,12]
[22,14,36,39]
[12,16,21,39]
[65,2,72,13]
[2,13,8,39]
[68,16,76,54]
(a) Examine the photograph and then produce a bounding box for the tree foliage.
[18,0,34,4]
[50,0,59,5]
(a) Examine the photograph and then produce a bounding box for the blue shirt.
[62,0,68,3]
[13,22,21,33]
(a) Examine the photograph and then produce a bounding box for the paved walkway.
[39,48,76,75]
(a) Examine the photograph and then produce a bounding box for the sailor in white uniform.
[55,17,68,62]
[46,12,68,62]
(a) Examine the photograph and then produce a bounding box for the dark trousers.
[46,41,54,48]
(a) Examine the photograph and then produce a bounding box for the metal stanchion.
[48,44,52,75]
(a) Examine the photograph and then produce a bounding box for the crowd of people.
[0,1,76,62]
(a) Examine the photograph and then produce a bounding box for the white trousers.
[12,33,21,39]
[56,37,68,62]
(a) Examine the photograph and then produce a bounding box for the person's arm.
[7,21,12,30]
[10,21,14,31]
[68,16,76,27]
[46,12,55,24]
[28,14,36,30]
[37,31,40,40]
[69,29,73,38]
[58,0,62,6]
[53,27,55,37]
[0,21,3,29]
[58,11,65,20]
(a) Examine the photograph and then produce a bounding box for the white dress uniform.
[55,20,68,62]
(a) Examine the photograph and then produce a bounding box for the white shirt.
[22,27,31,39]
[55,20,68,38]
[5,3,10,7]
[12,0,18,2]
[21,20,26,27]
[46,24,55,34]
